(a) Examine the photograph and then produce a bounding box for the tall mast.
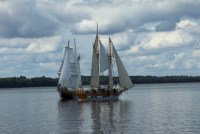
[108,36,113,90]
[96,22,99,73]
[96,22,98,36]
[73,38,77,62]
[67,40,70,47]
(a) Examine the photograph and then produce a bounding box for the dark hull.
[59,90,74,99]
[57,87,76,100]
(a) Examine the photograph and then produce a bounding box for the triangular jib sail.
[110,38,133,88]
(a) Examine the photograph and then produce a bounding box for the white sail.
[69,40,80,90]
[58,40,82,91]
[74,39,82,89]
[70,61,78,90]
[58,47,67,78]
[111,38,133,88]
[58,46,73,87]
[100,40,109,73]
[76,55,82,88]
[90,35,100,88]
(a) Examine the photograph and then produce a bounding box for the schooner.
[76,26,133,101]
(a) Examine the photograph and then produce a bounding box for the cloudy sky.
[1,0,200,78]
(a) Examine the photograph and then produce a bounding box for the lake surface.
[0,83,200,134]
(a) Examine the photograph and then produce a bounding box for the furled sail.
[111,38,133,88]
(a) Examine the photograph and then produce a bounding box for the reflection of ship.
[57,100,81,133]
[77,25,133,101]
[57,40,82,99]
[90,101,130,133]
[57,99,131,133]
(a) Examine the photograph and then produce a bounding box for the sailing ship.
[57,40,82,99]
[76,26,133,101]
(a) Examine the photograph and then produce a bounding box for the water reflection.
[57,99,80,133]
[1,84,200,133]
[90,101,114,133]
[57,83,200,133]
[57,99,132,134]
[90,100,133,133]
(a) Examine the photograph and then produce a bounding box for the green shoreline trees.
[0,76,58,88]
[0,75,200,88]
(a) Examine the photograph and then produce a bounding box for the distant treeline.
[0,75,200,88]
[0,76,58,88]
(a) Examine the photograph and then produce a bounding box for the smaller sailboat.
[76,26,133,101]
[57,40,82,99]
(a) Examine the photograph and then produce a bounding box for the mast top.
[96,22,98,36]
[67,40,70,47]
[74,38,76,45]
[74,38,76,50]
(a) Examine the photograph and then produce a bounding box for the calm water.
[0,83,200,134]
